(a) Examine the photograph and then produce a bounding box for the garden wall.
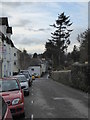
[51,63,88,92]
[51,70,72,86]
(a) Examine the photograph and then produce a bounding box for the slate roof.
[6,37,14,47]
[6,27,12,34]
[0,31,14,47]
[0,18,14,47]
[0,17,8,26]
[0,31,5,41]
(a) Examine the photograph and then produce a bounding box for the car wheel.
[30,82,32,86]
[24,91,29,96]
[28,82,30,87]
[21,112,25,118]
[29,82,31,87]
[27,91,29,96]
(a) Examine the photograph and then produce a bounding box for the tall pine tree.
[46,12,73,68]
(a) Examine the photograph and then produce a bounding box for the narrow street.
[16,74,89,119]
[0,3,89,120]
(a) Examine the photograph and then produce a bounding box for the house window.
[14,53,16,56]
[14,61,16,65]
[31,68,34,71]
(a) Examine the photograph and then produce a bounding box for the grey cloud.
[38,28,51,31]
[27,28,51,32]
[2,2,23,8]
[2,3,32,27]
[13,35,46,45]
[89,2,90,28]
[13,19,31,27]
[20,38,45,45]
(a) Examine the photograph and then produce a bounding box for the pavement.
[14,74,89,120]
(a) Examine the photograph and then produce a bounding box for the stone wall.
[71,63,88,92]
[51,70,72,86]
[51,63,88,92]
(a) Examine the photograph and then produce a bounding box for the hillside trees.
[19,49,31,70]
[66,29,89,65]
[33,53,38,58]
[77,29,88,63]
[71,45,80,62]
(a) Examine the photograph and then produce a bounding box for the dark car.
[0,96,13,120]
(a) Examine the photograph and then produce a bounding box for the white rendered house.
[0,17,20,77]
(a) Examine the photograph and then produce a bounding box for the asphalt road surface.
[14,74,89,119]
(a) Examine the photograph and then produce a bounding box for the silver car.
[19,70,32,87]
[13,74,29,96]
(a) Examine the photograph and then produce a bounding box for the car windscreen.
[0,80,20,92]
[16,76,27,82]
[23,74,29,79]
[20,71,29,74]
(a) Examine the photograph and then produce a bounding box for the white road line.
[31,100,34,104]
[53,97,66,100]
[47,75,49,79]
[31,114,33,120]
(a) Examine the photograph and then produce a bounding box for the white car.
[13,74,29,96]
[19,70,32,87]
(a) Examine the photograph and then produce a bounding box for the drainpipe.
[0,59,2,78]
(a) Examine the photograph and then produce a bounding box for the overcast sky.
[0,1,88,54]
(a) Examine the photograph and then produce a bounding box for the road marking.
[53,97,66,100]
[31,100,34,104]
[47,75,49,79]
[31,114,33,120]
[32,93,33,95]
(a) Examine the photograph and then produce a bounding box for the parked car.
[13,75,29,96]
[0,78,25,117]
[32,74,35,80]
[0,95,13,120]
[34,73,40,78]
[19,70,32,87]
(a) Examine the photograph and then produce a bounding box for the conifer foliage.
[45,12,73,67]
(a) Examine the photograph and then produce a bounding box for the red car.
[0,95,13,120]
[0,78,25,117]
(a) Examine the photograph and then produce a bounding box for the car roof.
[0,77,18,80]
[20,70,29,72]
[13,74,26,77]
[21,72,28,74]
